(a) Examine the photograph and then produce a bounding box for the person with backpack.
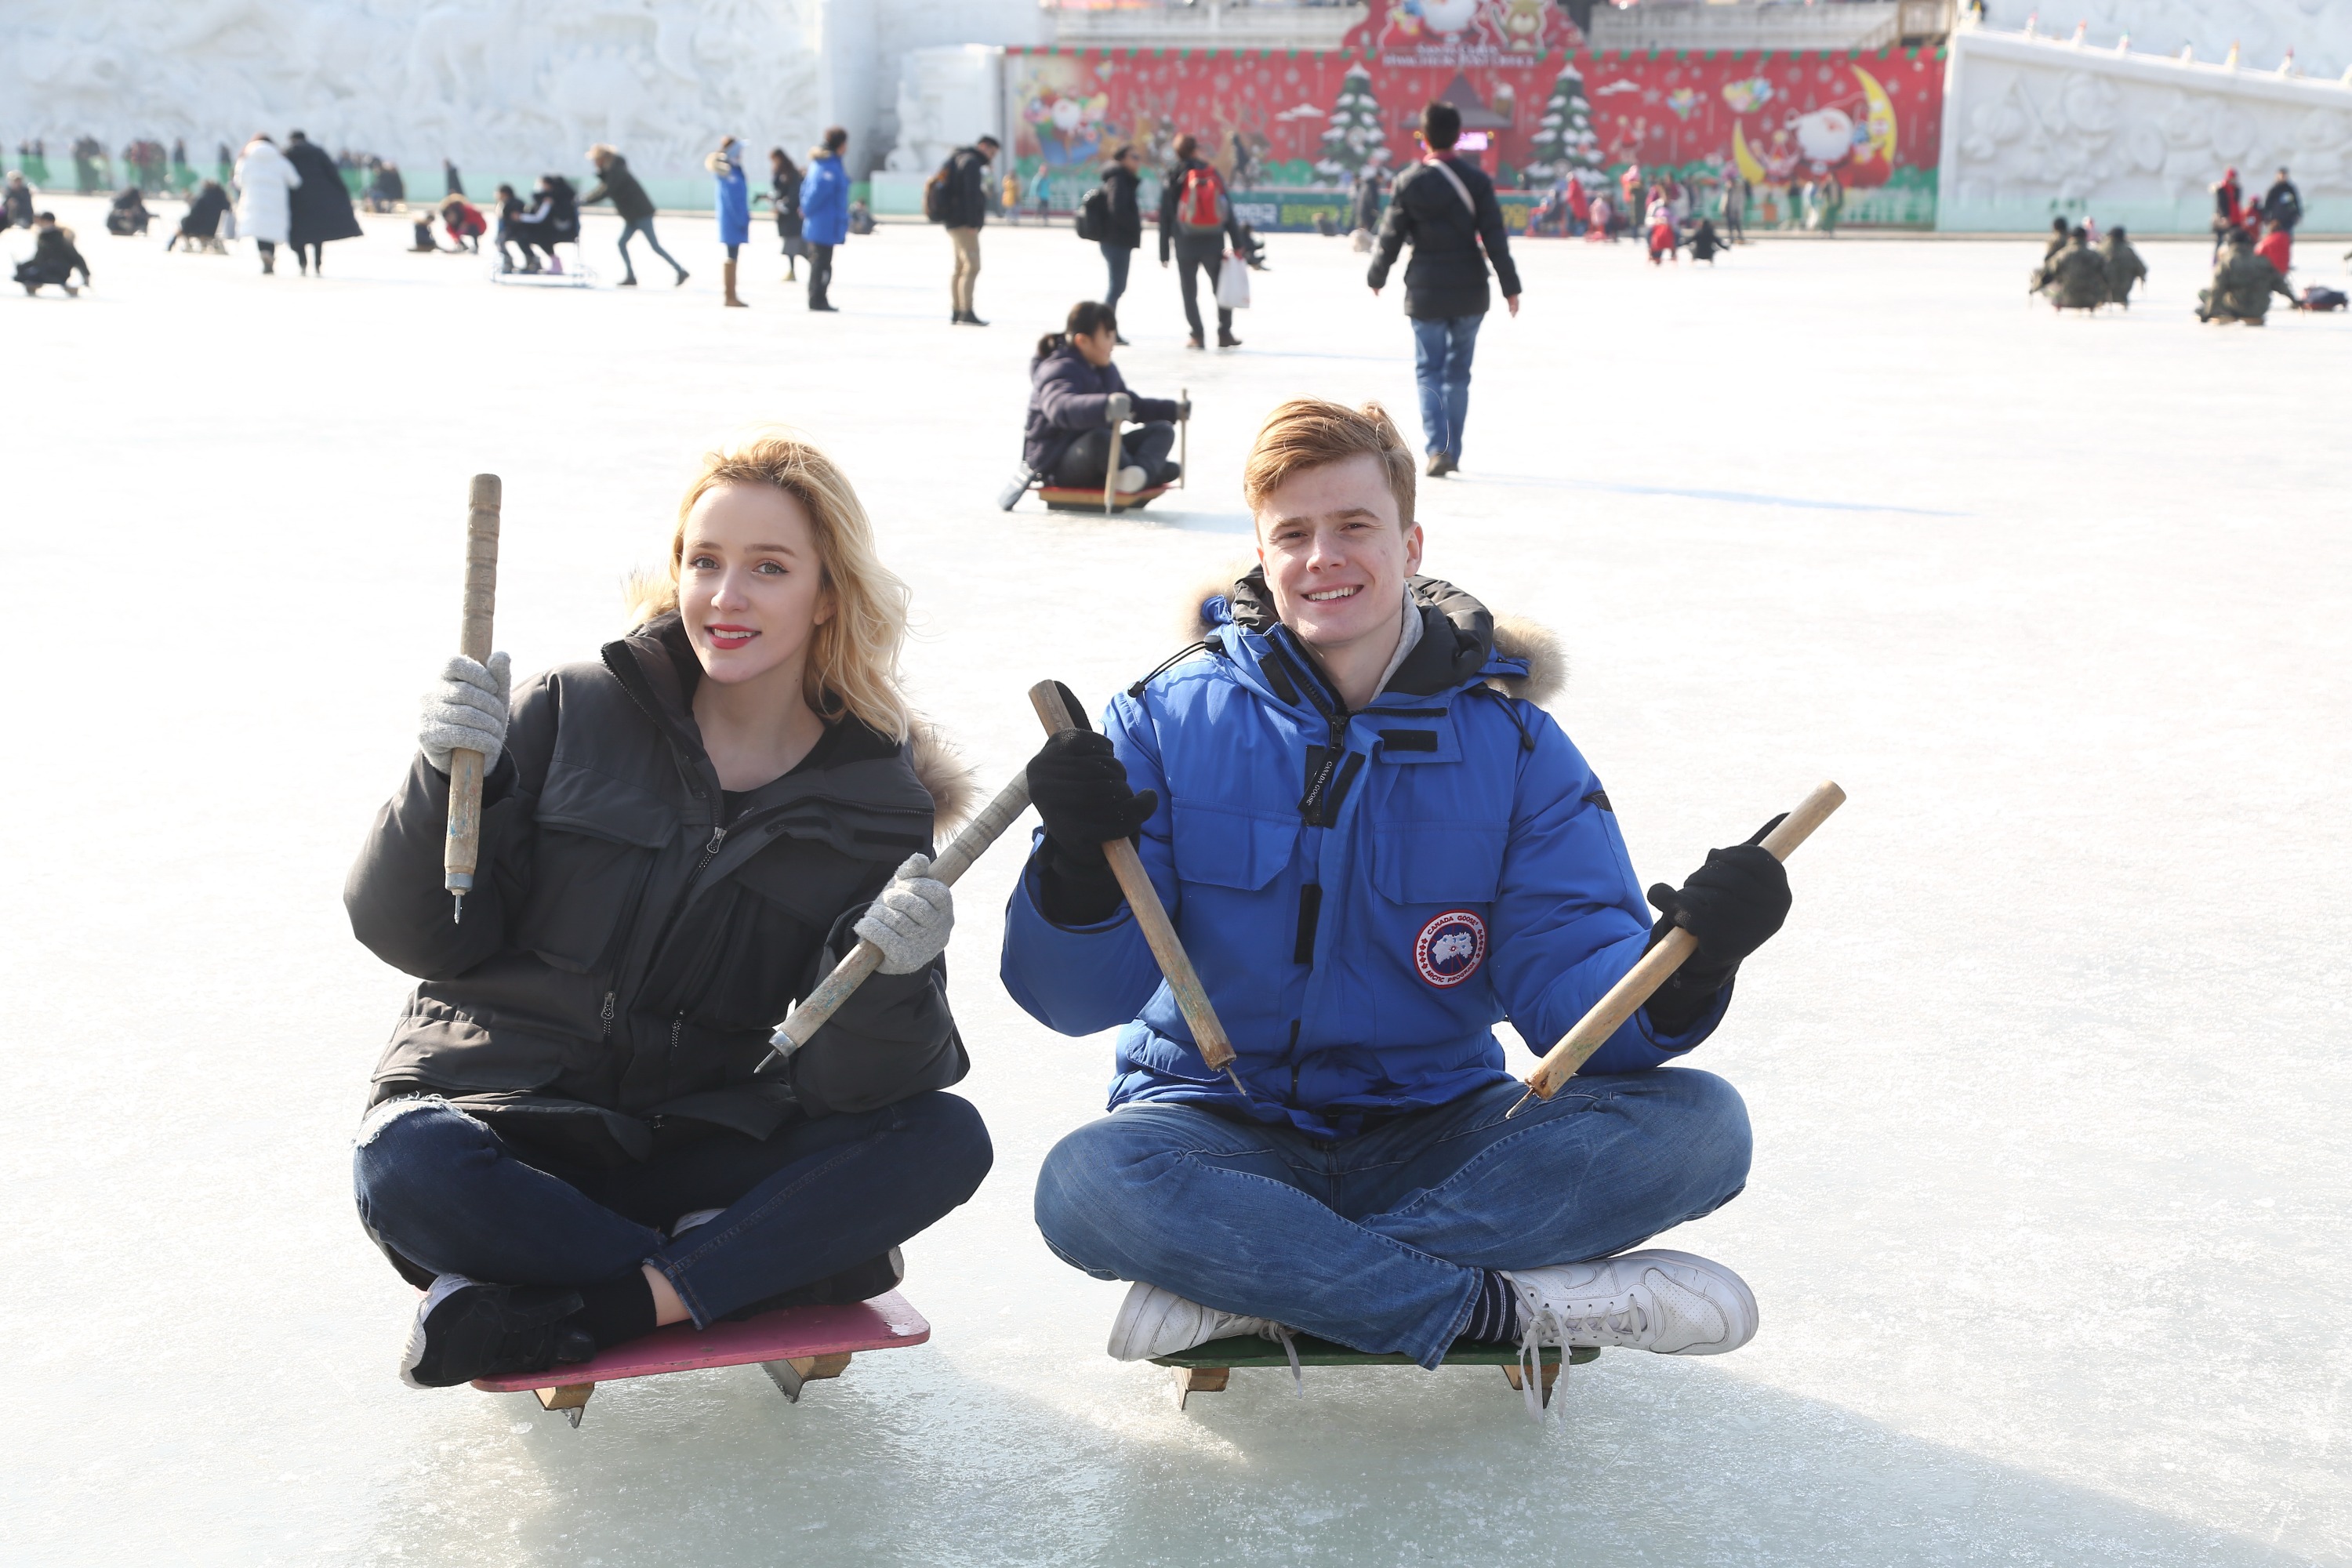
[1159,134,1243,350]
[1084,144,1144,329]
[928,136,998,325]
[583,143,688,289]
[799,126,849,312]
[1367,101,1522,479]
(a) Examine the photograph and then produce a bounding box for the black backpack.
[1075,185,1108,241]
[924,158,953,224]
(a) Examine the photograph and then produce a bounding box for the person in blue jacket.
[798,126,850,314]
[1003,398,1793,1384]
[706,135,752,308]
[1023,301,1187,494]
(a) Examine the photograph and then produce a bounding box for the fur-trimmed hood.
[1177,564,1563,707]
[909,720,978,834]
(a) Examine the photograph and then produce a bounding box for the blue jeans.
[354,1092,991,1328]
[618,217,683,280]
[1410,312,1485,459]
[1034,1069,1749,1367]
[1101,241,1132,313]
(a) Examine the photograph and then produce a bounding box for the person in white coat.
[233,133,299,275]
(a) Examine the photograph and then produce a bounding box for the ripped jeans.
[354,1093,991,1327]
[1033,1069,1750,1367]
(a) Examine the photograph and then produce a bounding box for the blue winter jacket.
[800,154,848,246]
[1001,572,1726,1138]
[713,149,750,245]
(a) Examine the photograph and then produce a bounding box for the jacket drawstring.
[1127,640,1215,699]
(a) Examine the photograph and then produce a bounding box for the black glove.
[1641,814,1791,1032]
[1027,684,1157,925]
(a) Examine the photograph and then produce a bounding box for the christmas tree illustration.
[1314,64,1391,183]
[1525,66,1604,183]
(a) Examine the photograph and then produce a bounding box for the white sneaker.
[1501,1249,1759,1357]
[1106,1279,1283,1361]
[1116,463,1149,494]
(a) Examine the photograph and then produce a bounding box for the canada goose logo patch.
[1414,910,1487,987]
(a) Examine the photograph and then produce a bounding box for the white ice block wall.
[1939,24,2352,234]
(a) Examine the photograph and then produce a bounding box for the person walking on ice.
[582,143,687,289]
[1005,399,1790,1381]
[348,430,993,1388]
[232,132,297,276]
[931,134,997,325]
[1368,101,1521,478]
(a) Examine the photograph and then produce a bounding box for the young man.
[1367,102,1520,480]
[1159,133,1243,350]
[937,135,998,325]
[1004,399,1788,1375]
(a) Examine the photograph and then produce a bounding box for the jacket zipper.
[599,989,615,1042]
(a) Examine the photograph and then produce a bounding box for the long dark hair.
[1036,300,1119,358]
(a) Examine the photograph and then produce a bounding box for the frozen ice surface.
[2,202,2347,1566]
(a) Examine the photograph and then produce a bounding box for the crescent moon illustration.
[1852,64,1898,165]
[1732,121,1766,185]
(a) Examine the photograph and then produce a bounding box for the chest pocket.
[1370,822,1508,907]
[516,763,673,974]
[1170,802,1300,891]
[731,836,884,927]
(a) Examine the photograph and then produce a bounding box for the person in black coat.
[1023,301,1185,492]
[348,430,992,1390]
[168,180,233,251]
[937,136,997,325]
[106,186,152,235]
[1097,145,1143,328]
[1367,101,1523,477]
[15,212,90,293]
[583,144,686,287]
[2261,167,2303,234]
[1158,133,1246,350]
[761,147,805,281]
[283,129,362,275]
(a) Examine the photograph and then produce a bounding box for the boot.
[723,259,747,307]
[1217,328,1242,349]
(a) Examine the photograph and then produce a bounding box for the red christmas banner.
[1002,0,1944,226]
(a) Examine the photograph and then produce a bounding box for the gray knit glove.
[852,854,955,975]
[419,652,511,775]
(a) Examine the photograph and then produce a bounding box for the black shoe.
[1216,330,1241,349]
[1185,335,1205,350]
[618,274,637,287]
[400,1275,595,1388]
[810,299,839,312]
[1113,333,1131,346]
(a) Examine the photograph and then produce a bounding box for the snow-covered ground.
[4,200,2348,1566]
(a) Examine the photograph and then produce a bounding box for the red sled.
[471,1290,930,1426]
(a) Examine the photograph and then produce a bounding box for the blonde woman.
[348,431,991,1388]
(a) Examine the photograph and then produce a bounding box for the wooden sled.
[471,1289,929,1427]
[1151,1333,1599,1410]
[1037,482,1171,514]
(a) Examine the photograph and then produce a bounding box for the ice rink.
[5,199,2348,1566]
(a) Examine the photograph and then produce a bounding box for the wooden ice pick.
[443,474,501,922]
[768,768,1036,1058]
[1505,781,1847,1118]
[1030,680,1248,1099]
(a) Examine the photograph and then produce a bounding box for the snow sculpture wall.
[1938,25,2352,233]
[0,0,1045,202]
[883,49,1005,176]
[1980,0,2352,80]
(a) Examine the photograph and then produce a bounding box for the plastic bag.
[1215,255,1251,310]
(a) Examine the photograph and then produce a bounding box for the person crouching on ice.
[1024,300,1187,495]
[1005,398,1789,1375]
[348,430,993,1388]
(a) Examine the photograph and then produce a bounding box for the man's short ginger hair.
[1243,398,1417,530]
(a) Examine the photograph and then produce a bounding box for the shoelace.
[1261,1323,1305,1396]
[1515,1299,1647,1424]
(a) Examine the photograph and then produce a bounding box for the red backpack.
[1176,164,1226,234]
